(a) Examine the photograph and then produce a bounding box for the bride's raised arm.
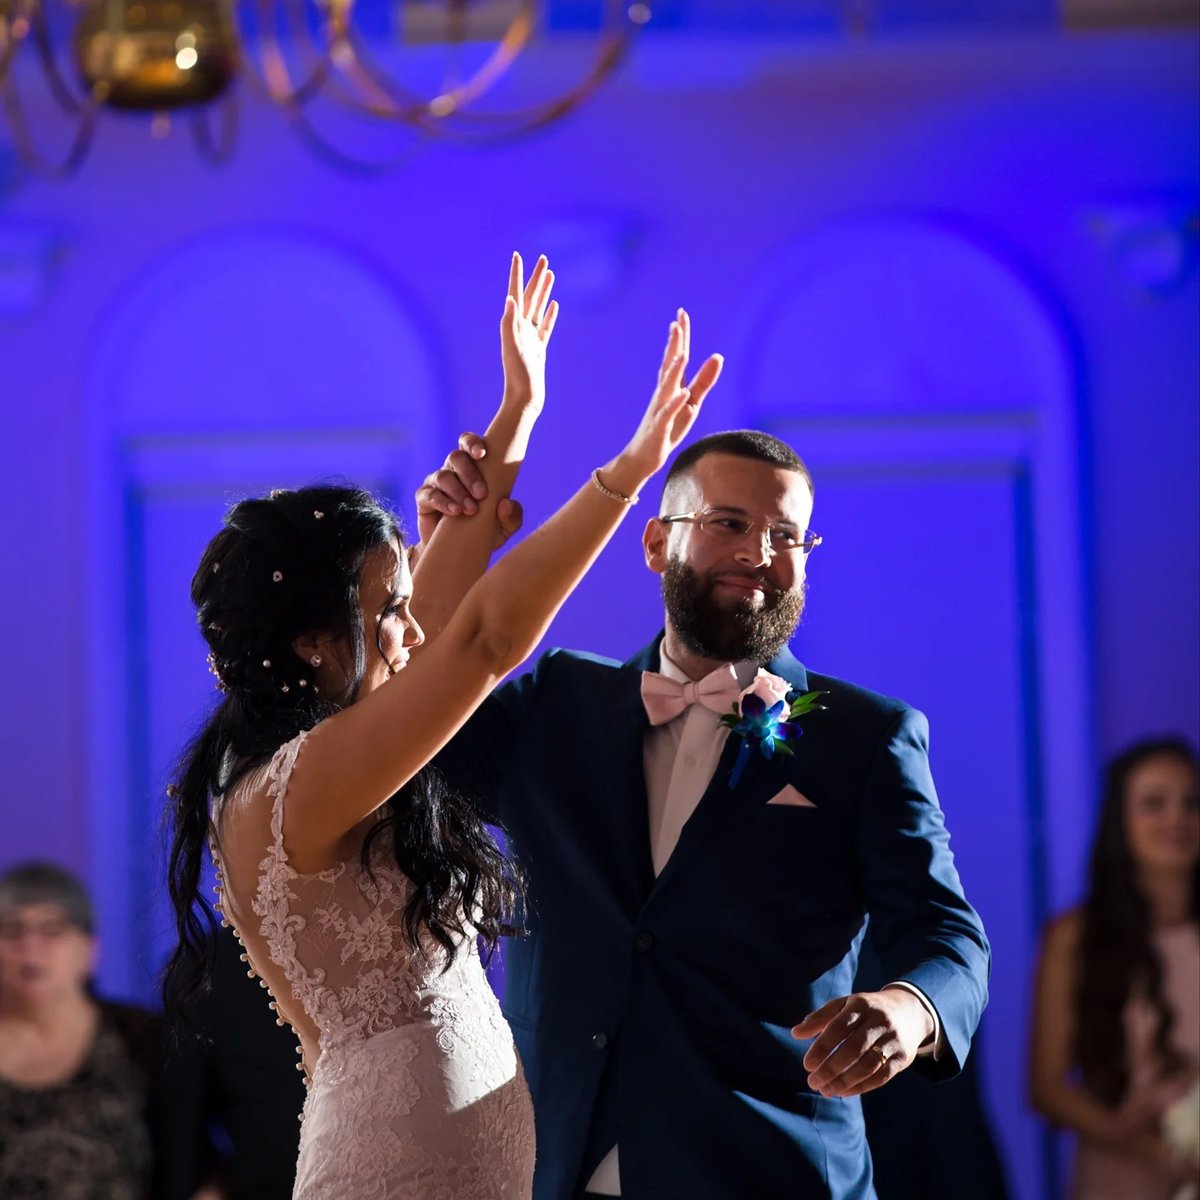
[407,251,558,644]
[283,302,723,866]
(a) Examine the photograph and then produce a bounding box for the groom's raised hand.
[791,988,935,1099]
[415,431,524,550]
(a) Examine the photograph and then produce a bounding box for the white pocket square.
[766,785,817,808]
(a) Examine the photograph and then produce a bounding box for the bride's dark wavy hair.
[1073,737,1199,1105]
[163,484,521,1014]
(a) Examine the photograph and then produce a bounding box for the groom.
[421,428,990,1199]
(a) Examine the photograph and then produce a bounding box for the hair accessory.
[270,489,285,499]
[262,659,271,669]
[281,683,290,694]
[206,651,229,692]
[272,571,284,582]
[310,654,322,668]
[212,562,221,573]
[591,467,638,506]
[313,510,324,520]
[299,679,308,688]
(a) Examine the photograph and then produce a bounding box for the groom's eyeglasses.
[659,509,823,555]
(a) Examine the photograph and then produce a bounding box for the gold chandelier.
[0,0,647,174]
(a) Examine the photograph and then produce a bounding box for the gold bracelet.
[591,467,638,506]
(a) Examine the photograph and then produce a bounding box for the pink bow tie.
[640,665,743,726]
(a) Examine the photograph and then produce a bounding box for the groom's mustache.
[707,570,780,598]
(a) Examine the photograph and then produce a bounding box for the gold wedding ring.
[869,1044,890,1066]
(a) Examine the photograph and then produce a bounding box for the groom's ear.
[643,517,668,576]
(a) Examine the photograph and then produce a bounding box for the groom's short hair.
[661,431,813,511]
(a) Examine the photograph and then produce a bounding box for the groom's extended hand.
[791,988,935,1099]
[415,431,523,549]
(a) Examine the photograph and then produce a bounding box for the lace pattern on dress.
[248,731,434,1053]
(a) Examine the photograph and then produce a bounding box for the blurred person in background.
[0,860,160,1199]
[1030,737,1200,1199]
[158,926,307,1200]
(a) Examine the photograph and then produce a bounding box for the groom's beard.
[661,558,806,665]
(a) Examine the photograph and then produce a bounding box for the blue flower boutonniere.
[720,690,828,788]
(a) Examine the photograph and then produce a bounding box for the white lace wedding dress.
[210,731,535,1199]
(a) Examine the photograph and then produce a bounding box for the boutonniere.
[720,688,828,788]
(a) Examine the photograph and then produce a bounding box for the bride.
[162,253,723,1199]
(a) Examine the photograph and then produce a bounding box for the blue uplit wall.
[0,20,1196,1200]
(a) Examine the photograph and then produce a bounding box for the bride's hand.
[501,252,559,409]
[617,309,724,481]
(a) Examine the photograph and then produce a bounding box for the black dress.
[0,1002,157,1200]
[156,927,306,1200]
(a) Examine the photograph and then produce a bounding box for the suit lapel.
[599,638,661,908]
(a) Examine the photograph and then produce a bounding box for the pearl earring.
[310,654,322,668]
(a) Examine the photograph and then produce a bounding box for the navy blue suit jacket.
[435,636,990,1200]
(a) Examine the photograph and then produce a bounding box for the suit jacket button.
[592,1032,609,1051]
[634,932,654,951]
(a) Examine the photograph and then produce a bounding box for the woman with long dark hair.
[163,254,724,1200]
[1030,737,1199,1198]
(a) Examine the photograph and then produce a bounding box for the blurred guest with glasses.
[419,409,989,1200]
[1030,738,1199,1200]
[0,860,160,1199]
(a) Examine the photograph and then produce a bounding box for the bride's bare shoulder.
[213,731,310,835]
